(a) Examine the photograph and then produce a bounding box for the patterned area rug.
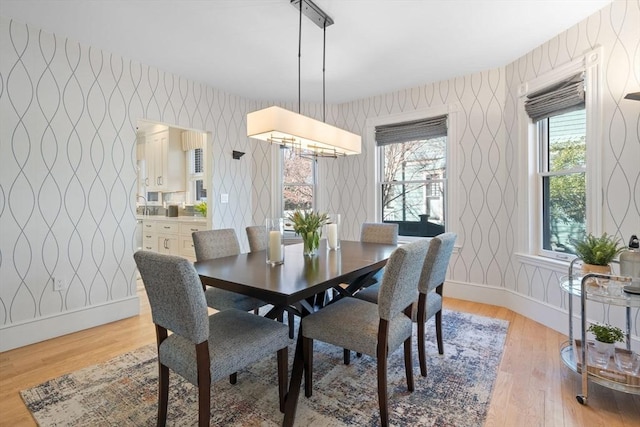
[21,310,508,426]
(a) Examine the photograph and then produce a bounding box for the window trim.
[517,47,603,259]
[365,104,460,240]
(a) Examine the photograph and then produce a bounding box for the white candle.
[269,230,282,262]
[327,223,338,249]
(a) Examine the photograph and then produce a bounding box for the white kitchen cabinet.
[143,127,185,192]
[141,218,206,262]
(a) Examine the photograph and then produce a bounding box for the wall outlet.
[53,277,66,291]
[220,193,229,204]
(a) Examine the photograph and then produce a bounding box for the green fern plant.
[572,233,623,266]
[587,322,624,344]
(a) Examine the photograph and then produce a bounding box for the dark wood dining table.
[194,239,398,426]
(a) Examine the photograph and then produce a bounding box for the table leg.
[283,323,304,427]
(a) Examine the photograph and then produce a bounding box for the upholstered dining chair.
[246,225,268,252]
[192,229,266,314]
[360,222,399,245]
[245,224,296,338]
[301,239,430,427]
[133,251,289,427]
[341,222,400,364]
[356,232,457,377]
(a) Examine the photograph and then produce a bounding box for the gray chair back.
[246,225,268,252]
[419,232,457,294]
[192,229,240,261]
[360,222,399,245]
[377,239,430,320]
[134,251,209,344]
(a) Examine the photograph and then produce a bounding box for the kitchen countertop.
[137,215,206,223]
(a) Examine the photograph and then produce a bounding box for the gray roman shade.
[525,73,585,122]
[375,115,448,146]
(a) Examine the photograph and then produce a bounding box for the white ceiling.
[0,0,612,104]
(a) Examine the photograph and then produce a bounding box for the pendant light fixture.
[246,0,362,158]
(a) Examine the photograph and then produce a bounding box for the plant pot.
[582,263,611,275]
[582,263,611,289]
[588,340,614,368]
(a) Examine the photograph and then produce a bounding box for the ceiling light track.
[246,1,361,159]
[290,0,333,29]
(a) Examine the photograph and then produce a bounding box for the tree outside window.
[540,109,586,253]
[381,136,446,237]
[282,148,315,220]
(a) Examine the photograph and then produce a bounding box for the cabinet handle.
[164,238,168,249]
[145,235,152,238]
[145,246,152,250]
[164,226,170,229]
[145,178,149,186]
[190,228,198,231]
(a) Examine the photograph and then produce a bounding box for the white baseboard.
[0,296,140,352]
[444,280,640,347]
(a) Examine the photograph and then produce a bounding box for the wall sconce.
[232,150,245,160]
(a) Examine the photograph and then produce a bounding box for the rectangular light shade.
[247,106,361,155]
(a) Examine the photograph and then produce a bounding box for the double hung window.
[376,115,447,237]
[282,148,316,221]
[525,72,587,257]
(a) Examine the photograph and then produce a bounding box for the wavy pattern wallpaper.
[1,0,638,350]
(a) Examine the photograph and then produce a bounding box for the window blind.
[181,130,205,151]
[375,115,447,146]
[525,73,584,122]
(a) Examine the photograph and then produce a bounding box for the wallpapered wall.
[1,0,638,349]
[0,16,256,343]
[328,0,639,331]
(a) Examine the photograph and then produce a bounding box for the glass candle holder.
[325,213,341,250]
[266,218,284,265]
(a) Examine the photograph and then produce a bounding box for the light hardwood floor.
[1,293,638,426]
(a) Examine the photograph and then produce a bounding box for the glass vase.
[302,230,320,256]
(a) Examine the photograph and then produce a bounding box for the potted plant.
[194,201,207,217]
[587,322,624,366]
[287,210,328,256]
[572,232,624,275]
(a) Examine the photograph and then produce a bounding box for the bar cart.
[559,258,640,404]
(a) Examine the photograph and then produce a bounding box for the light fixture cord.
[323,22,326,122]
[298,0,302,115]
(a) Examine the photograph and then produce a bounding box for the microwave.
[146,191,163,206]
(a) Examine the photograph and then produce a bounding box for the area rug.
[21,310,508,426]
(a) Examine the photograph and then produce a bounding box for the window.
[282,148,316,221]
[188,148,206,203]
[376,115,447,237]
[538,109,586,254]
[517,47,602,261]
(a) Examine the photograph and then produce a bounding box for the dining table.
[194,239,398,426]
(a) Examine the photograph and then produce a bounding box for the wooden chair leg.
[196,342,211,427]
[277,347,288,412]
[435,309,443,355]
[377,320,390,427]
[229,372,237,384]
[403,336,414,392]
[158,363,169,427]
[303,337,313,397]
[343,349,350,365]
[417,293,428,377]
[436,285,444,355]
